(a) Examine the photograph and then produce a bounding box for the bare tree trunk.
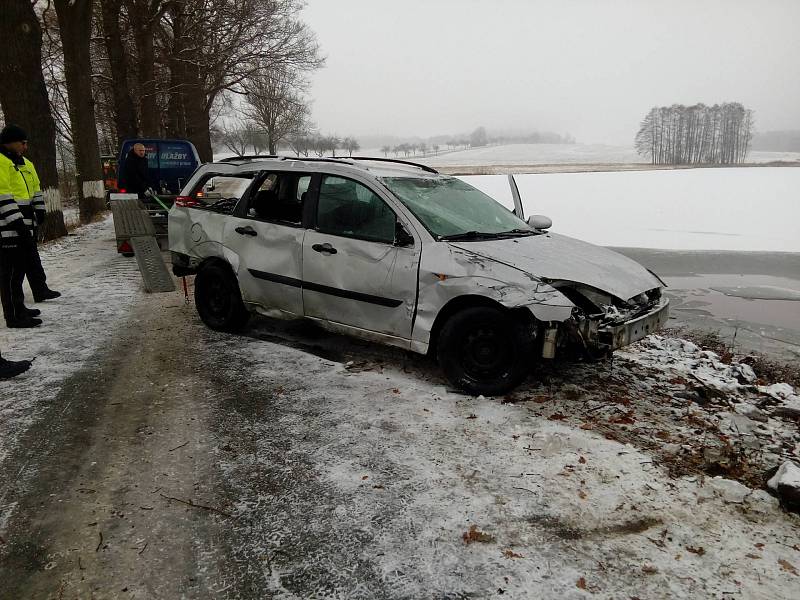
[100,0,139,142]
[54,0,105,223]
[165,1,187,137]
[183,84,213,161]
[0,0,67,240]
[134,25,159,136]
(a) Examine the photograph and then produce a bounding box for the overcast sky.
[299,0,800,145]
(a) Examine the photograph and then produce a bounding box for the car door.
[302,174,420,339]
[224,171,311,316]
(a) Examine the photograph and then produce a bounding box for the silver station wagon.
[169,157,669,395]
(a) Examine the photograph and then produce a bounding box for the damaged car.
[169,156,668,395]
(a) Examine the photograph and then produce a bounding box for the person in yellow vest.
[0,124,42,327]
[0,126,60,315]
[18,135,60,303]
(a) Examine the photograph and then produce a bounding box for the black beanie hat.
[0,125,28,144]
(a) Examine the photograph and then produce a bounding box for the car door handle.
[235,226,257,236]
[312,243,337,255]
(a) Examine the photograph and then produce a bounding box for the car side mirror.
[527,215,552,230]
[394,221,414,247]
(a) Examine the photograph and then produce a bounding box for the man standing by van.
[118,142,153,197]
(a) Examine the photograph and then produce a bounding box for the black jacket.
[118,150,152,195]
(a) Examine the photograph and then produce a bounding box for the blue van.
[116,139,201,195]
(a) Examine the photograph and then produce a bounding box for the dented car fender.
[410,243,575,351]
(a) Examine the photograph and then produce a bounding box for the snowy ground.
[0,217,143,465]
[1,216,798,597]
[201,323,800,598]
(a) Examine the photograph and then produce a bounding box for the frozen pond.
[461,167,800,252]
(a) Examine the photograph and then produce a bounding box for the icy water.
[664,274,800,332]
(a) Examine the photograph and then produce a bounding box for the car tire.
[437,306,535,396]
[194,262,250,332]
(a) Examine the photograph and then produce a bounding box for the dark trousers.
[0,246,27,324]
[13,236,48,304]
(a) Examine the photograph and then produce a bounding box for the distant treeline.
[635,103,754,165]
[752,130,800,153]
[495,131,575,145]
[377,126,575,158]
[360,127,576,156]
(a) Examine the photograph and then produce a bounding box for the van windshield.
[380,176,532,240]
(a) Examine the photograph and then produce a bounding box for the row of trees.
[217,126,361,158]
[434,127,575,152]
[0,0,321,233]
[376,126,576,159]
[381,143,439,158]
[635,103,754,165]
[287,134,360,157]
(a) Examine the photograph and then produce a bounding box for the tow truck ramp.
[109,196,175,293]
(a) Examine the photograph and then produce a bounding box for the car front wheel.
[437,306,535,396]
[194,262,250,332]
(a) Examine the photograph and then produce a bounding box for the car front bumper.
[597,297,670,350]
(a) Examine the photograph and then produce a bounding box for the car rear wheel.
[194,262,249,332]
[437,306,535,396]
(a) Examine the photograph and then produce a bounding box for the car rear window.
[192,174,254,206]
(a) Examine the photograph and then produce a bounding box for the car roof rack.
[215,154,439,174]
[218,154,284,163]
[347,156,438,174]
[217,155,353,167]
[284,156,355,167]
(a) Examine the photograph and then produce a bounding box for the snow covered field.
[421,143,800,167]
[213,149,799,252]
[462,167,800,252]
[219,143,800,167]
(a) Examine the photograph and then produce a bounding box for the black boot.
[0,357,32,380]
[21,307,41,318]
[6,317,42,328]
[33,289,61,302]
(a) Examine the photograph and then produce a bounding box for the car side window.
[316,176,396,244]
[246,173,309,226]
[188,173,254,212]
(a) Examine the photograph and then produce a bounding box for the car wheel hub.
[463,327,508,376]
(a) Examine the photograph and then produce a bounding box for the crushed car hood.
[450,232,663,301]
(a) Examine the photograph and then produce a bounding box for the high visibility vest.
[19,158,45,219]
[0,153,26,247]
[0,152,36,242]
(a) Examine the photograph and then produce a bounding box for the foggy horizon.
[300,0,800,146]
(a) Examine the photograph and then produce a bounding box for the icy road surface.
[1,216,799,599]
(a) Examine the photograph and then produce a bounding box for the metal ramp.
[110,200,175,293]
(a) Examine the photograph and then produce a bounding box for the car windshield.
[380,176,532,239]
